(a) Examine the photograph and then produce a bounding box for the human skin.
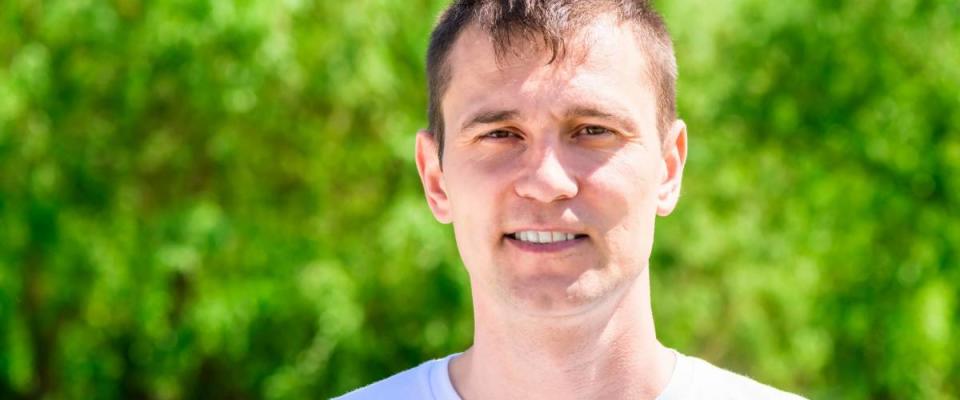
[415,13,687,400]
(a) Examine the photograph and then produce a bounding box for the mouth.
[505,231,589,244]
[503,230,590,254]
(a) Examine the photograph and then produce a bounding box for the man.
[338,0,805,399]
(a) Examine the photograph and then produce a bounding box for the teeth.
[512,231,580,244]
[537,232,550,243]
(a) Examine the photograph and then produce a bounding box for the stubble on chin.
[495,264,628,318]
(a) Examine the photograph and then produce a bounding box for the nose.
[514,147,579,203]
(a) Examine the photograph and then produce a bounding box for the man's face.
[416,17,687,317]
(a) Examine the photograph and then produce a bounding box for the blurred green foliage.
[0,0,957,398]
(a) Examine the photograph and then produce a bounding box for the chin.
[504,270,622,318]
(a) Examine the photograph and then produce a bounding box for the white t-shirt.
[334,350,807,399]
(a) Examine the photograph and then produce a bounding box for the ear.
[656,120,688,216]
[415,130,452,223]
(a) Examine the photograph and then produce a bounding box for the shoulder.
[333,354,459,400]
[660,352,807,400]
[333,362,434,400]
[688,355,806,399]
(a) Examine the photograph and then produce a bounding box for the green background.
[1,0,958,398]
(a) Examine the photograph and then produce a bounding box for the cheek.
[446,185,491,276]
[442,163,509,259]
[445,165,505,217]
[582,151,661,261]
[583,150,661,210]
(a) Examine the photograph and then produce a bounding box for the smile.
[507,231,588,244]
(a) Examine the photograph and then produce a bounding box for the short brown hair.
[426,0,678,161]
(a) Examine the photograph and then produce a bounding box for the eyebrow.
[564,106,638,134]
[460,109,520,132]
[458,104,638,134]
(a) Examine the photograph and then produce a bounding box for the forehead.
[442,15,656,131]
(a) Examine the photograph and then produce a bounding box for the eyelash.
[482,130,518,139]
[576,125,613,137]
[479,125,614,141]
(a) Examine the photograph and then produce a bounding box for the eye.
[576,125,614,137]
[481,129,519,140]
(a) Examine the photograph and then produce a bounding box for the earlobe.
[415,130,453,223]
[656,120,688,217]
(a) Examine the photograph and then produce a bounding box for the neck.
[449,267,675,400]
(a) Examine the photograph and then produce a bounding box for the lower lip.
[504,236,587,253]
